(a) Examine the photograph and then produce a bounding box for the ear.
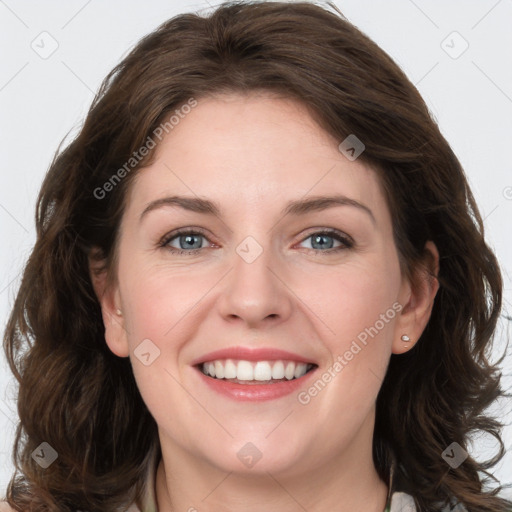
[89,247,130,358]
[392,241,440,354]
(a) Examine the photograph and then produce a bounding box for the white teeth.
[254,361,272,381]
[271,361,285,379]
[294,363,307,379]
[285,362,295,380]
[224,359,237,379]
[201,359,313,381]
[214,361,224,379]
[237,360,254,381]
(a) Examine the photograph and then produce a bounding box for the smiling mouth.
[198,359,317,384]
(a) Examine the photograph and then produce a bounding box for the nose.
[216,239,293,329]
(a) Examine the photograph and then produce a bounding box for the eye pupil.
[181,234,202,249]
[312,234,334,250]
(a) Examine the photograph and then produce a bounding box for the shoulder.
[389,492,468,511]
[0,500,143,512]
[389,492,416,511]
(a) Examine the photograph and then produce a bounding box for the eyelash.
[158,228,354,256]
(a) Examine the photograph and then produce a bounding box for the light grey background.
[1,0,511,499]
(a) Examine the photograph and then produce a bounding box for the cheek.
[118,266,201,429]
[325,259,401,396]
[297,256,401,351]
[344,270,398,338]
[119,258,205,338]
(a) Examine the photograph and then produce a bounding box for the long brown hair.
[3,1,511,510]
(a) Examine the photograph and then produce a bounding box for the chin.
[198,435,311,477]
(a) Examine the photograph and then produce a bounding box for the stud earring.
[116,309,123,316]
[401,335,410,343]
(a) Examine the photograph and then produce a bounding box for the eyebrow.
[139,194,375,224]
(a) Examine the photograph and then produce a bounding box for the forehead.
[125,93,388,222]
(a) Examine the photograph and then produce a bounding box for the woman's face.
[100,93,419,477]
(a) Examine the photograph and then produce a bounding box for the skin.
[90,93,439,512]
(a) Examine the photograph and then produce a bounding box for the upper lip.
[191,346,317,366]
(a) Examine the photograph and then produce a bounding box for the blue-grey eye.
[167,232,205,250]
[299,231,350,251]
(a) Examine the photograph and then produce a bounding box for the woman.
[2,1,510,511]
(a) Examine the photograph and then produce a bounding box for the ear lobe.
[89,247,130,358]
[392,241,440,354]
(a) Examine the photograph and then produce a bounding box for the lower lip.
[196,368,317,401]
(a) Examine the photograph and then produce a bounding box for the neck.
[154,421,389,512]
